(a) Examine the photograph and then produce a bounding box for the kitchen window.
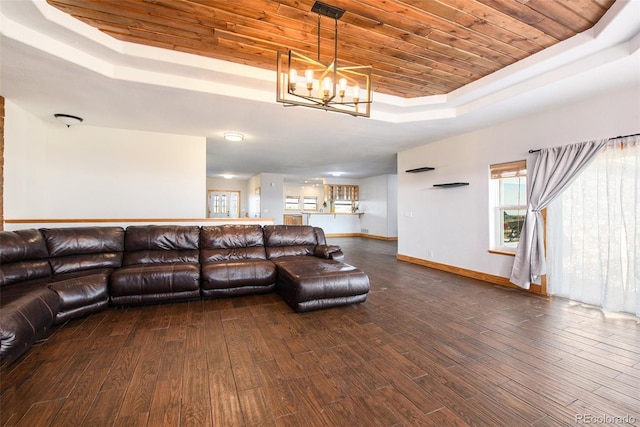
[303,196,317,211]
[285,196,300,210]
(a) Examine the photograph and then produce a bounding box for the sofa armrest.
[314,245,344,261]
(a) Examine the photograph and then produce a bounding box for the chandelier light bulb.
[322,77,332,102]
[289,69,297,91]
[305,69,314,93]
[338,77,347,99]
[305,69,314,82]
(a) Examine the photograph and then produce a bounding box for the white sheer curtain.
[547,135,640,317]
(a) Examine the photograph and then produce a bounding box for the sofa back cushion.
[313,227,328,245]
[263,225,318,259]
[0,229,51,287]
[123,225,199,265]
[200,225,266,262]
[41,227,125,275]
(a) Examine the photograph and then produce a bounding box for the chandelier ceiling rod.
[317,14,321,62]
[312,1,343,63]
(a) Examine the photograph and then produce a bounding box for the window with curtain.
[547,135,639,317]
[490,160,527,251]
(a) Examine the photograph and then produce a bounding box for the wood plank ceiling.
[47,0,616,98]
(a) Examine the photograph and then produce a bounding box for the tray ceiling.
[47,0,615,98]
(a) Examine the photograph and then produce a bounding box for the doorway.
[207,190,240,218]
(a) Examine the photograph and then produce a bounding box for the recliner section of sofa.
[0,230,60,364]
[200,224,277,298]
[1,224,369,365]
[0,227,122,365]
[109,225,201,305]
[263,225,340,260]
[40,226,125,323]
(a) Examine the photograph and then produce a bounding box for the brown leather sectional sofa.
[0,224,370,365]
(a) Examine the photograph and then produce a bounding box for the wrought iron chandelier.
[276,1,372,117]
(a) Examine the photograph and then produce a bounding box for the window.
[547,137,639,316]
[207,190,240,218]
[333,200,354,213]
[490,160,526,250]
[303,196,317,211]
[285,195,300,210]
[211,193,228,214]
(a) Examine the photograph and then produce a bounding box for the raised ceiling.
[2,1,637,181]
[47,0,615,99]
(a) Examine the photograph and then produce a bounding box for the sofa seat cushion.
[273,257,370,312]
[47,268,112,324]
[0,285,61,364]
[109,263,200,305]
[201,259,276,298]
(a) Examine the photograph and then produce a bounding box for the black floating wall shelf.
[433,182,469,188]
[405,167,435,173]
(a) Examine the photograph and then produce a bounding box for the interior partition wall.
[1,96,4,230]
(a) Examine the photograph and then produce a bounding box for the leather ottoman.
[273,257,370,312]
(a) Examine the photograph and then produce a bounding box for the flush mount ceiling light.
[223,132,244,142]
[276,1,372,118]
[54,113,83,127]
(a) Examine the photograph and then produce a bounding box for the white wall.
[387,174,398,237]
[308,214,361,234]
[398,85,640,280]
[247,174,262,218]
[259,173,284,224]
[359,174,397,238]
[4,101,206,219]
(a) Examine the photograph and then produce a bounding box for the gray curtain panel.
[510,139,608,289]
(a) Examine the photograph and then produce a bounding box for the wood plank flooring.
[1,238,639,426]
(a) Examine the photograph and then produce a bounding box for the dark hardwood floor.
[1,238,639,426]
